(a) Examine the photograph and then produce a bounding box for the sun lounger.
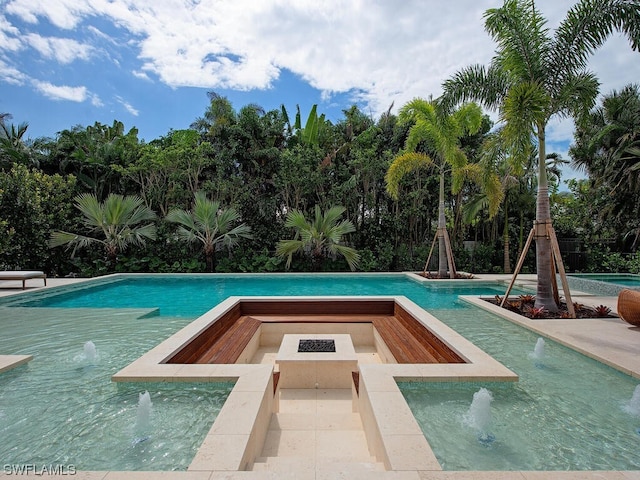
[617,288,640,327]
[0,271,47,289]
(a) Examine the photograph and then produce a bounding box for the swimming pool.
[567,273,640,295]
[1,274,510,316]
[0,306,233,471]
[0,274,510,471]
[401,306,640,471]
[1,274,638,471]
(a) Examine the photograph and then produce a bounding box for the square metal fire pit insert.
[298,339,336,353]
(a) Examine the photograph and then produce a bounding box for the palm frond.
[275,239,305,269]
[74,193,105,229]
[484,0,549,81]
[48,230,103,258]
[441,64,511,112]
[331,244,360,271]
[551,0,640,79]
[385,152,434,199]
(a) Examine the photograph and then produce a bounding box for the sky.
[1,0,639,185]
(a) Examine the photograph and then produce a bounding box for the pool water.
[1,274,639,471]
[569,273,640,287]
[400,307,640,471]
[3,274,510,317]
[0,306,233,471]
[0,274,509,471]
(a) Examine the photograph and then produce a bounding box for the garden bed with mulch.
[484,294,616,319]
[419,272,475,280]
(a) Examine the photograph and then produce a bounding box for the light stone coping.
[110,295,518,475]
[459,295,640,379]
[0,354,32,373]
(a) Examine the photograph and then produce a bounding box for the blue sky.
[1,0,639,186]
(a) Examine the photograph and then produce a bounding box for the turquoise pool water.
[401,307,640,471]
[0,306,233,471]
[0,274,508,471]
[2,274,509,317]
[569,273,640,287]
[1,274,639,471]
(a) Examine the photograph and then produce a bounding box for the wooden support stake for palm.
[443,228,457,278]
[501,227,534,307]
[500,222,575,318]
[423,231,438,276]
[423,227,456,278]
[547,223,575,317]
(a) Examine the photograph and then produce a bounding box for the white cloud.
[24,33,93,63]
[32,80,87,101]
[90,93,103,107]
[3,0,639,146]
[132,70,151,81]
[0,58,27,85]
[6,0,94,29]
[0,14,22,52]
[115,95,139,116]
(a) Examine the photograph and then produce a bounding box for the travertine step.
[250,455,384,472]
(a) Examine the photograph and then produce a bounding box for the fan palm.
[441,0,640,311]
[385,98,492,278]
[276,205,359,271]
[49,193,157,268]
[166,192,253,272]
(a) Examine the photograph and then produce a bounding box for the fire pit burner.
[298,339,336,353]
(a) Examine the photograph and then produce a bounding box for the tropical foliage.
[1,1,639,281]
[166,192,253,272]
[385,98,487,277]
[441,0,640,311]
[276,205,360,271]
[571,84,640,251]
[49,193,157,268]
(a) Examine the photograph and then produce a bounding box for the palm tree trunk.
[437,166,448,278]
[104,243,119,271]
[503,201,511,274]
[205,245,215,272]
[534,126,558,312]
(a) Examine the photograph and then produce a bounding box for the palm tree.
[276,205,360,271]
[571,84,640,250]
[166,192,253,272]
[49,193,157,268]
[0,121,31,168]
[441,0,640,311]
[385,98,491,278]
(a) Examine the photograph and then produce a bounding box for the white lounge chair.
[0,271,47,289]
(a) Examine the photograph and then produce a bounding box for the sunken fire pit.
[276,334,357,389]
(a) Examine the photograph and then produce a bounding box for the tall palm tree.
[441,0,640,311]
[385,98,490,278]
[49,193,157,268]
[463,131,521,273]
[166,192,253,272]
[276,205,360,271]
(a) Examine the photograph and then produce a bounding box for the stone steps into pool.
[250,388,385,473]
[250,455,385,473]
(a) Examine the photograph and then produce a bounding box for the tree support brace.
[422,227,457,279]
[500,222,575,318]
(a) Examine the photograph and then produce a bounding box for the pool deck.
[1,274,640,480]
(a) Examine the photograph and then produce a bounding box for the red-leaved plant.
[593,305,611,317]
[529,306,547,319]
